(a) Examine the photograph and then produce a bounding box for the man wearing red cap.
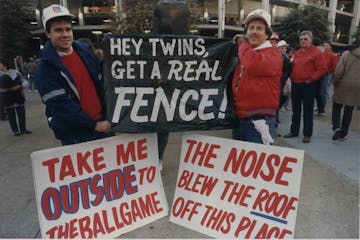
[231,9,283,145]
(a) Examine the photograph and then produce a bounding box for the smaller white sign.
[170,134,304,239]
[31,134,168,239]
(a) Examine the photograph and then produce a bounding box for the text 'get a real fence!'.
[103,34,237,133]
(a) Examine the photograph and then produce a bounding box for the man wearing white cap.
[277,40,289,54]
[231,9,283,145]
[35,4,111,145]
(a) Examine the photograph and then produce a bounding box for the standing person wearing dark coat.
[0,59,32,136]
[331,45,360,140]
[35,4,111,145]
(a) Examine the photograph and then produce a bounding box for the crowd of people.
[232,9,359,145]
[1,5,359,155]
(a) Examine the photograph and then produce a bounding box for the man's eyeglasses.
[299,38,309,41]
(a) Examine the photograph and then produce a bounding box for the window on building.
[81,0,115,25]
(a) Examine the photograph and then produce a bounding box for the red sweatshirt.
[323,50,339,74]
[232,41,283,118]
[290,45,327,83]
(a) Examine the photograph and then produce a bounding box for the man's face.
[46,20,73,53]
[245,19,268,48]
[278,46,287,54]
[270,39,279,47]
[299,34,312,49]
[323,43,332,51]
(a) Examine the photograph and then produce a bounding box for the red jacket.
[323,50,338,74]
[232,41,282,118]
[290,45,327,83]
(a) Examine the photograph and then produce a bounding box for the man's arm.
[311,52,327,81]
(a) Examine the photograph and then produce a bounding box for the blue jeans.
[232,116,276,144]
[7,106,26,133]
[290,82,316,137]
[316,74,331,113]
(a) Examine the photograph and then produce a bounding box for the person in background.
[331,45,360,141]
[0,67,7,120]
[24,57,38,92]
[269,32,280,48]
[284,31,327,143]
[315,41,338,116]
[94,48,104,63]
[274,39,292,127]
[286,47,295,60]
[231,9,283,145]
[0,58,32,136]
[35,4,111,145]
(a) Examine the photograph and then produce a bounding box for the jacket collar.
[253,40,272,51]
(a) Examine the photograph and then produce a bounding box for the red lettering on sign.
[45,192,163,238]
[42,158,59,183]
[234,216,256,238]
[177,170,218,196]
[254,223,293,239]
[41,147,106,183]
[172,197,202,221]
[223,148,297,186]
[200,205,236,234]
[220,180,254,207]
[183,139,220,169]
[116,138,148,165]
[252,189,298,219]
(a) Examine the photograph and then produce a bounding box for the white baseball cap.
[42,4,74,30]
[244,9,271,29]
[277,40,289,48]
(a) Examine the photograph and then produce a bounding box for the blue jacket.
[35,40,107,144]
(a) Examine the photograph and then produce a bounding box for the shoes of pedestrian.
[318,112,326,116]
[284,132,297,138]
[332,128,341,140]
[339,136,347,141]
[21,130,32,134]
[13,132,21,136]
[302,136,311,143]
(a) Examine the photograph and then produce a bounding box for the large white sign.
[31,134,168,238]
[170,134,304,239]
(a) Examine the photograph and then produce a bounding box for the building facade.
[29,0,359,53]
[202,0,360,44]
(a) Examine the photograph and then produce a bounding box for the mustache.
[247,34,258,38]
